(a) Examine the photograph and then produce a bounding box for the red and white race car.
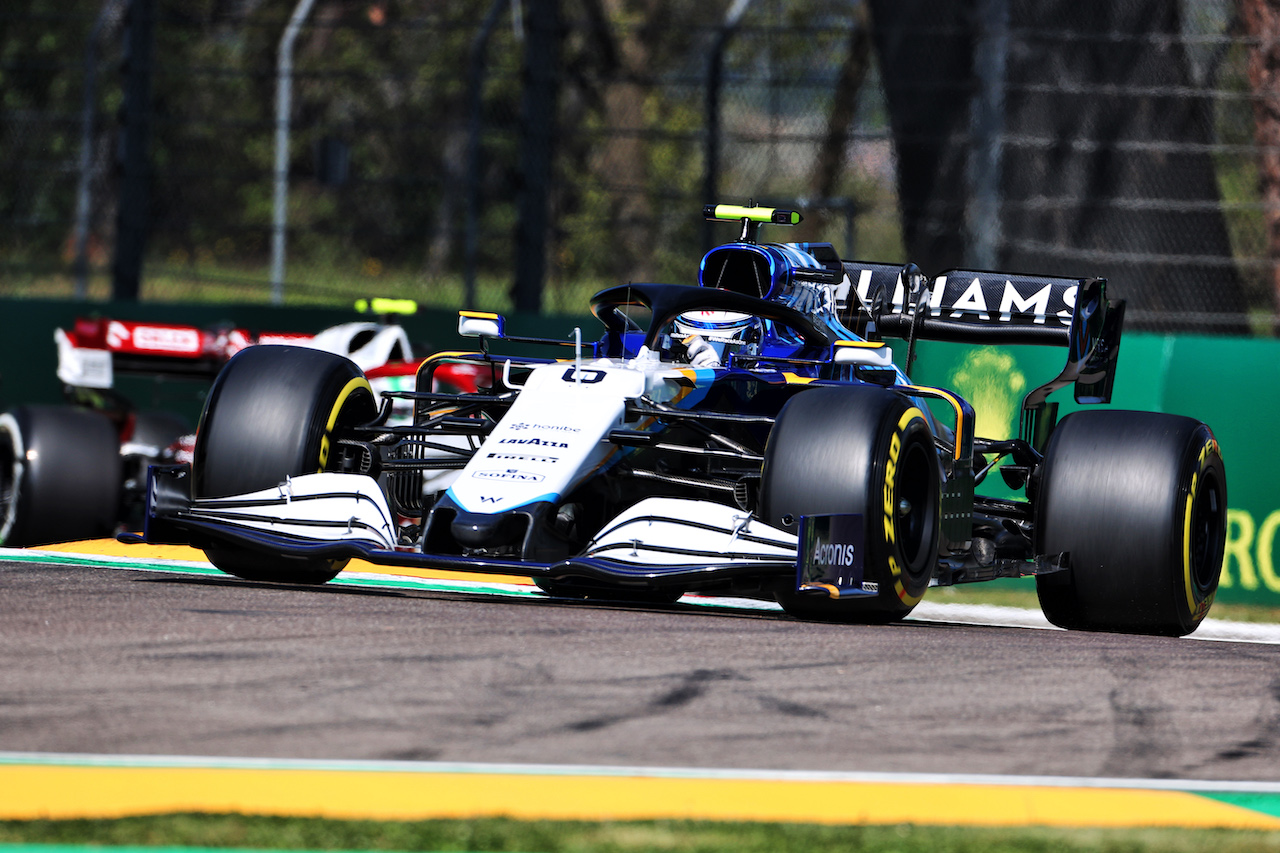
[0,304,485,547]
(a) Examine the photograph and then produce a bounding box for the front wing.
[135,466,833,592]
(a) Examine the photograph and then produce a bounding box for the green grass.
[3,815,1280,853]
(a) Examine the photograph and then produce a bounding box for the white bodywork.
[183,472,397,550]
[583,497,796,565]
[444,354,708,516]
[55,328,113,389]
[446,361,643,514]
[297,323,413,372]
[174,353,799,570]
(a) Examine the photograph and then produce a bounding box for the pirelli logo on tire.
[1184,437,1224,622]
[319,377,375,471]
[884,406,929,606]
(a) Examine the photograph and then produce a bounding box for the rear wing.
[873,269,1102,346]
[840,264,1125,447]
[55,317,314,389]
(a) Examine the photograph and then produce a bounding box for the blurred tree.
[0,0,98,258]
[555,0,722,288]
[868,0,1248,331]
[999,0,1248,331]
[801,1,872,246]
[1241,0,1280,331]
[866,0,975,271]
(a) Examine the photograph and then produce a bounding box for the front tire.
[1035,410,1226,636]
[194,345,378,584]
[0,405,122,547]
[760,386,941,623]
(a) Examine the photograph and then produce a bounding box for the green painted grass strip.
[1199,792,1280,820]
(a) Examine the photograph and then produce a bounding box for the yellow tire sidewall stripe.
[318,377,373,472]
[887,407,928,606]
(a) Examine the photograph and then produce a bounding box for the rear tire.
[0,405,122,547]
[194,345,378,584]
[760,386,940,623]
[1034,410,1226,636]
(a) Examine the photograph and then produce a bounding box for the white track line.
[3,750,1280,794]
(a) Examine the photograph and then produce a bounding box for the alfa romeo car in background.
[0,300,484,547]
[130,204,1226,636]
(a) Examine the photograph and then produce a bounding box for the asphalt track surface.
[3,546,1280,827]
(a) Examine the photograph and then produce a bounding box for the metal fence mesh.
[1,0,1277,333]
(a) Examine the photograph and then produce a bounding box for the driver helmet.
[673,310,755,343]
[672,309,757,365]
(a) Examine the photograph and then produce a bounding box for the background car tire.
[760,386,940,623]
[0,405,122,547]
[1034,410,1226,636]
[194,345,378,584]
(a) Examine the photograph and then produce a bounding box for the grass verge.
[3,815,1280,853]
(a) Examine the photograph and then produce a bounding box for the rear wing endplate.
[846,265,1125,447]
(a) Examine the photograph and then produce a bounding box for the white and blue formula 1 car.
[131,204,1227,636]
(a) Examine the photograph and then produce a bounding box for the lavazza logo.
[499,437,569,448]
[813,542,857,567]
[508,422,580,433]
[473,469,544,482]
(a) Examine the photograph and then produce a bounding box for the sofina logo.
[948,348,1026,442]
[473,469,544,482]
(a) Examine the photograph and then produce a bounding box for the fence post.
[270,0,318,306]
[73,0,114,300]
[464,0,508,309]
[112,0,156,302]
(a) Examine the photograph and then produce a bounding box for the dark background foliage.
[1,0,1275,333]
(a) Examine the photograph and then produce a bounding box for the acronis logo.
[812,542,857,567]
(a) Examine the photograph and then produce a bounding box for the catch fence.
[1,0,1275,333]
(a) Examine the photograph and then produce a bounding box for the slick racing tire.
[1034,410,1226,637]
[194,345,378,584]
[760,386,940,623]
[0,405,122,547]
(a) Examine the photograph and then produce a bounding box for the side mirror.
[458,311,505,339]
[832,340,893,367]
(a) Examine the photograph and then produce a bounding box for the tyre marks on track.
[7,542,1280,645]
[5,543,1280,829]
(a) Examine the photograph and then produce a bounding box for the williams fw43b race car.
[131,204,1227,636]
[0,299,484,547]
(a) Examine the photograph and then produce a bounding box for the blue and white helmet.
[673,309,756,342]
